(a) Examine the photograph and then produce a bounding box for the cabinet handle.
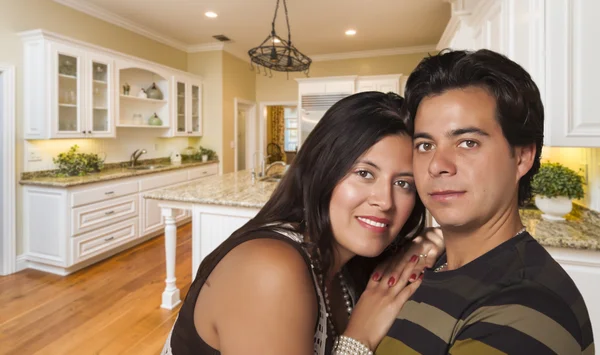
[88,131,92,134]
[105,210,115,215]
[104,236,115,242]
[105,191,115,195]
[82,130,86,134]
[188,131,192,134]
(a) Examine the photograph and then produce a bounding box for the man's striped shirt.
[376,233,594,355]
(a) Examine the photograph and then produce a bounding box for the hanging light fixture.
[248,0,311,77]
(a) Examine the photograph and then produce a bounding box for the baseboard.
[16,254,28,272]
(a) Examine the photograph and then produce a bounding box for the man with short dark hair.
[376,49,594,354]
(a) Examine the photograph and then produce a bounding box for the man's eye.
[415,142,434,152]
[459,140,478,149]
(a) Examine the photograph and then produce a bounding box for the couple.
[162,49,594,355]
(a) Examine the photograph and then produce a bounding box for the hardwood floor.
[0,223,193,355]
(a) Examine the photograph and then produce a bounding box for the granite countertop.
[145,169,600,252]
[19,159,219,188]
[520,205,600,251]
[143,169,278,208]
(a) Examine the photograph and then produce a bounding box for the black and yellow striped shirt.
[377,233,594,355]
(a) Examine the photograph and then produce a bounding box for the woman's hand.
[374,227,444,284]
[341,255,422,351]
[339,228,444,351]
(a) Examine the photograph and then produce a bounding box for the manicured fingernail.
[409,274,416,282]
[388,276,396,287]
[418,273,424,281]
[410,255,418,263]
[372,272,380,281]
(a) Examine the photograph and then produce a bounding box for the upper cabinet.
[438,0,600,148]
[21,32,116,139]
[356,75,402,95]
[172,75,203,137]
[19,30,203,140]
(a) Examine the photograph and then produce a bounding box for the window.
[284,107,298,151]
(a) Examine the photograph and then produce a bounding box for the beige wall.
[0,0,189,254]
[187,51,224,168]
[255,52,431,102]
[222,51,256,174]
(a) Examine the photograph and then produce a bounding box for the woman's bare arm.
[194,238,317,355]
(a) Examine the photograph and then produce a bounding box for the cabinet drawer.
[71,181,138,207]
[71,218,138,264]
[188,164,218,180]
[139,170,188,192]
[72,194,138,236]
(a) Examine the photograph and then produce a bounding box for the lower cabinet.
[21,163,217,275]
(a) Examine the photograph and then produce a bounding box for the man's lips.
[429,190,466,201]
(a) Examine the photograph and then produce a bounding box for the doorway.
[234,98,257,172]
[259,101,299,165]
[0,64,16,275]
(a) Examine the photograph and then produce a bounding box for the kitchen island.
[145,170,600,343]
[143,170,278,309]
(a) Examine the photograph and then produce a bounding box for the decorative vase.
[148,113,162,126]
[137,89,147,99]
[534,196,573,221]
[202,154,208,162]
[146,82,163,100]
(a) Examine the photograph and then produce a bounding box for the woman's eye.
[356,170,374,179]
[395,180,413,190]
[459,140,478,148]
[415,142,434,152]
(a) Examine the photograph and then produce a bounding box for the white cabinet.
[439,0,600,147]
[543,0,600,147]
[356,75,402,95]
[296,76,357,95]
[19,29,204,140]
[21,163,218,275]
[547,247,600,345]
[172,75,203,137]
[21,31,116,139]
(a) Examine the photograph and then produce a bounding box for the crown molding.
[309,45,437,62]
[53,0,189,52]
[187,43,225,53]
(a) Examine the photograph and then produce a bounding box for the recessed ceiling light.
[205,11,218,18]
[345,29,357,36]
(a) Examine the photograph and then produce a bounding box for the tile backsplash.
[24,129,193,172]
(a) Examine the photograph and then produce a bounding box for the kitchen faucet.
[264,161,286,176]
[130,149,147,167]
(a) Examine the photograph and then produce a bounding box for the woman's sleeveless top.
[161,225,356,355]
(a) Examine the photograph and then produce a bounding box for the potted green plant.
[53,145,105,177]
[198,146,217,162]
[531,162,585,221]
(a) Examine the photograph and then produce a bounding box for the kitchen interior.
[1,0,600,353]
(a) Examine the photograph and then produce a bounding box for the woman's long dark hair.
[195,91,425,294]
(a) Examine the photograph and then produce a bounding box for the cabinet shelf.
[59,74,77,80]
[93,80,107,85]
[120,95,167,104]
[116,124,170,128]
[93,107,107,110]
[59,103,77,108]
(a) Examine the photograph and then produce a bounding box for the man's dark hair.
[403,48,544,206]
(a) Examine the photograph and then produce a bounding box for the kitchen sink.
[127,165,167,170]
[259,173,284,183]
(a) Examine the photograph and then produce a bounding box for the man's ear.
[515,143,536,181]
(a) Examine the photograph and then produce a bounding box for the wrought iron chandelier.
[248,0,311,77]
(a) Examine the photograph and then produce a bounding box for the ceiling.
[55,0,451,59]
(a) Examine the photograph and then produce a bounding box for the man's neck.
[442,210,525,271]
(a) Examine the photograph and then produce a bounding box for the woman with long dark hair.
[162,91,443,355]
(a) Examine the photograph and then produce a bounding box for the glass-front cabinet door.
[87,52,114,137]
[53,43,84,137]
[190,81,202,136]
[176,80,187,135]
